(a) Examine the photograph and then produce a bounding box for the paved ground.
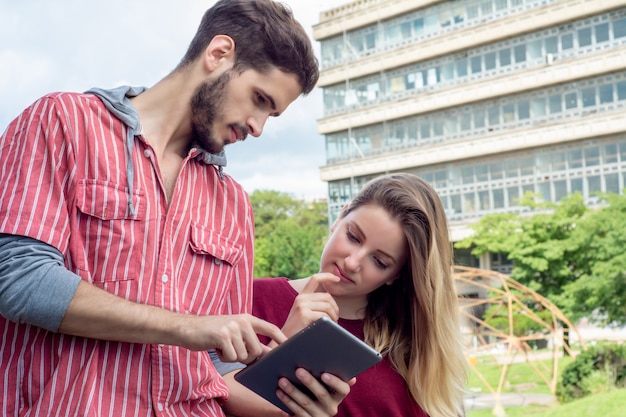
[464,392,557,411]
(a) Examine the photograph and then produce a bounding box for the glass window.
[538,182,551,202]
[503,103,515,123]
[518,100,530,119]
[488,107,500,126]
[537,154,551,175]
[578,27,592,47]
[467,4,479,20]
[545,36,558,54]
[599,84,614,104]
[449,168,462,186]
[507,186,520,207]
[413,17,424,36]
[571,178,583,194]
[463,192,475,213]
[441,63,454,82]
[569,149,583,169]
[471,56,482,74]
[461,166,474,184]
[582,87,596,107]
[614,17,626,39]
[620,141,626,162]
[585,146,600,166]
[587,175,602,194]
[552,151,567,171]
[617,81,626,100]
[528,39,542,60]
[420,121,431,139]
[595,22,610,43]
[485,51,496,70]
[565,92,578,109]
[474,109,486,128]
[499,48,511,66]
[479,191,490,210]
[490,161,504,180]
[549,94,562,114]
[520,156,534,176]
[561,33,574,50]
[531,98,546,118]
[444,116,457,136]
[460,112,472,131]
[476,164,488,182]
[554,180,567,201]
[505,160,518,178]
[514,44,526,63]
[450,194,462,213]
[493,189,505,209]
[433,119,443,137]
[605,173,620,194]
[456,58,468,77]
[604,143,618,164]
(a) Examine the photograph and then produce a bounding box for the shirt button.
[161,274,169,283]
[144,149,153,158]
[157,403,164,411]
[214,259,222,265]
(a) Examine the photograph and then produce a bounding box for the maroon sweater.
[252,278,428,417]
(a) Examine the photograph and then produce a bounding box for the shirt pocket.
[184,223,245,313]
[188,223,244,267]
[73,179,146,282]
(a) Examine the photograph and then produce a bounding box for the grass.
[465,348,625,417]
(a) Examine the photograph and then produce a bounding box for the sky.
[0,0,351,200]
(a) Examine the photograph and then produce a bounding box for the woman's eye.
[374,258,389,270]
[346,230,360,243]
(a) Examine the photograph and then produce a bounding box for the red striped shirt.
[0,92,255,416]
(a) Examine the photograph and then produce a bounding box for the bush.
[557,342,626,403]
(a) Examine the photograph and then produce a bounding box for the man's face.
[190,66,302,154]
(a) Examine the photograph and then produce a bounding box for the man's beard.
[190,70,232,155]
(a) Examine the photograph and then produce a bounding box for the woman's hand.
[276,369,355,417]
[281,273,341,339]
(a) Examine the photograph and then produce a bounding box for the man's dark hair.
[178,0,319,95]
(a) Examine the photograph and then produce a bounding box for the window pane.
[606,173,620,194]
[582,87,596,107]
[531,98,546,118]
[554,180,567,201]
[493,189,505,208]
[617,81,626,100]
[569,149,583,169]
[604,143,618,164]
[479,191,490,210]
[587,175,601,193]
[585,146,600,166]
[545,36,558,54]
[485,52,496,70]
[599,84,614,104]
[595,23,610,43]
[464,193,475,212]
[528,39,542,59]
[538,182,551,202]
[614,17,626,39]
[474,109,486,128]
[490,161,504,180]
[549,94,562,114]
[561,33,574,50]
[565,92,578,109]
[518,100,530,119]
[578,27,592,47]
[499,48,511,66]
[571,178,583,194]
[507,186,520,206]
[456,59,468,77]
[514,45,526,63]
[488,107,500,126]
[471,56,482,74]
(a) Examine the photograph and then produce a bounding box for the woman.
[219,173,467,417]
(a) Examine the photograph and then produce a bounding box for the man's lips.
[229,125,247,143]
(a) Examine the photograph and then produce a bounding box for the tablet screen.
[234,317,382,414]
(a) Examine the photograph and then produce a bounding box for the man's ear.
[203,35,235,72]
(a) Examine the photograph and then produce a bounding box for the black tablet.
[234,316,382,414]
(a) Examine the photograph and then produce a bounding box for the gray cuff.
[0,233,81,332]
[209,349,247,376]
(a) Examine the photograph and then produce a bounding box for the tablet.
[234,317,382,414]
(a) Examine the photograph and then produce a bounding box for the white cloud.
[0,0,347,199]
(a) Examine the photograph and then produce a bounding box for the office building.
[313,0,626,272]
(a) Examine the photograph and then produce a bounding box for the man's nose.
[246,112,270,138]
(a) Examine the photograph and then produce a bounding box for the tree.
[250,190,328,279]
[454,191,626,325]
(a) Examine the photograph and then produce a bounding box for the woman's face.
[320,204,408,301]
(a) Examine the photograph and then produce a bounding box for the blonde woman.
[218,173,467,417]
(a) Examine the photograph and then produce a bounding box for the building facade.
[313,0,626,272]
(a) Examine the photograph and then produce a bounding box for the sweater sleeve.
[0,233,81,332]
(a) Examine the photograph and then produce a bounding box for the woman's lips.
[334,264,354,284]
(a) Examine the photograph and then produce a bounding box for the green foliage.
[455,191,626,324]
[250,190,328,279]
[556,343,626,403]
[484,300,552,340]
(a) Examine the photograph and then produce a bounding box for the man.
[0,1,350,416]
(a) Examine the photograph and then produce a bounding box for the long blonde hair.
[341,173,467,417]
